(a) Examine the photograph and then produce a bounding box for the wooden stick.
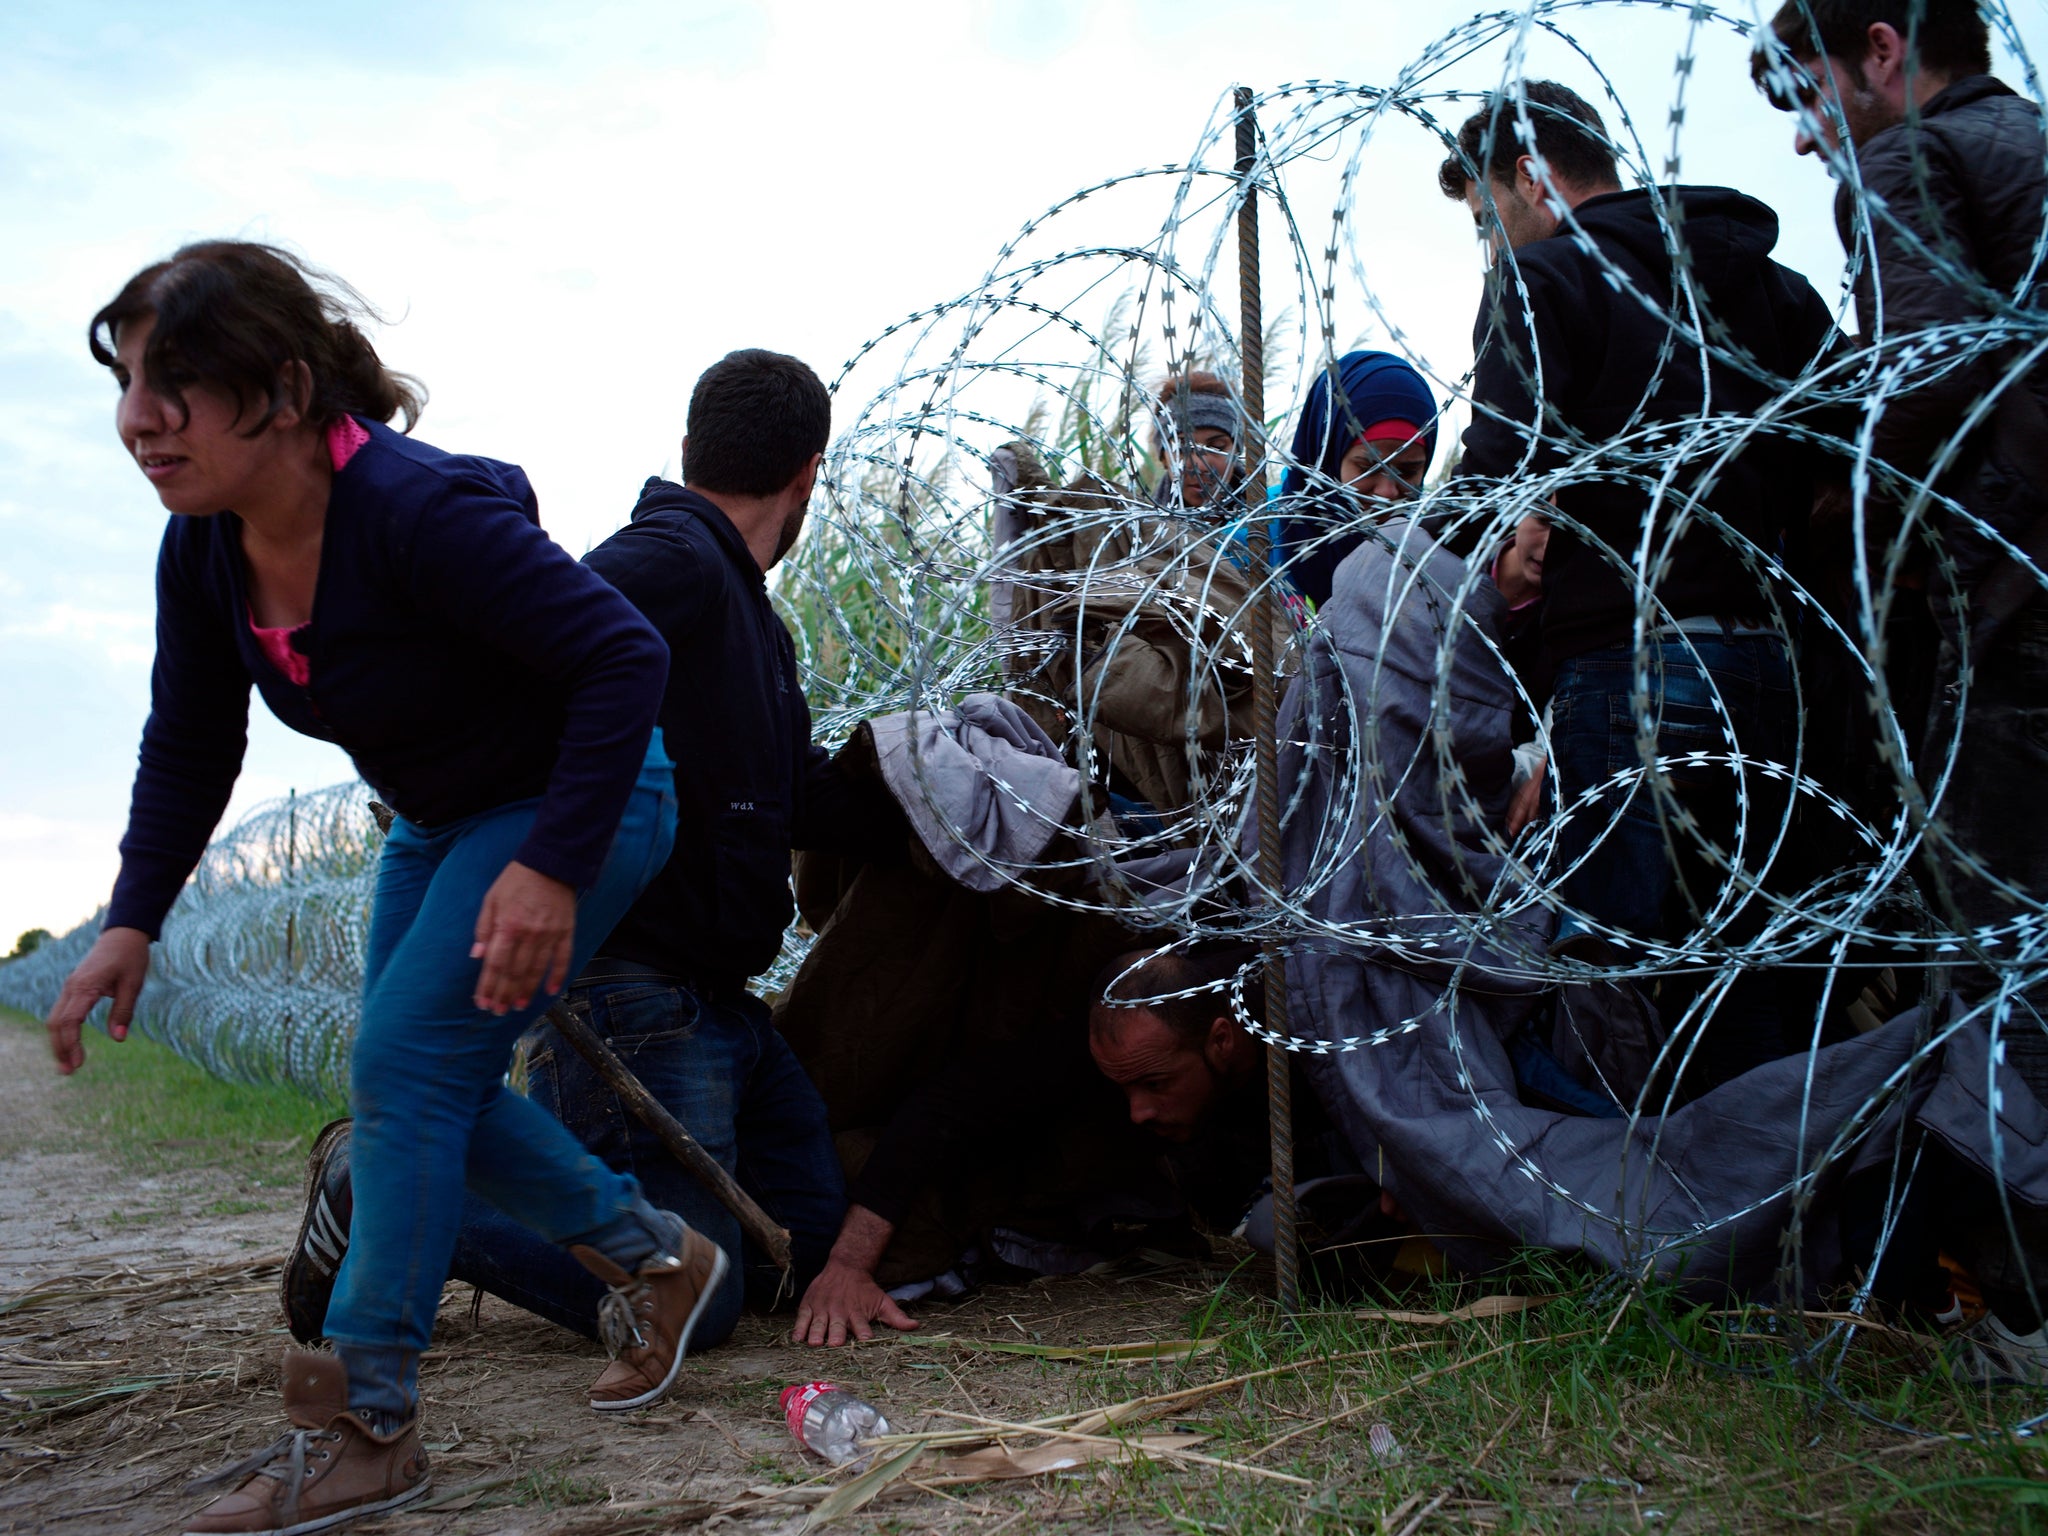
[543,1000,793,1274]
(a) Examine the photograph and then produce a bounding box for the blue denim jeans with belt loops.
[322,732,677,1422]
[1549,632,1795,1089]
[446,979,847,1352]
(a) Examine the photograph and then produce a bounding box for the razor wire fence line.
[0,776,810,1102]
[0,783,378,1100]
[3,0,2045,1430]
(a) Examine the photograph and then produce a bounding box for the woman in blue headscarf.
[1276,350,1440,607]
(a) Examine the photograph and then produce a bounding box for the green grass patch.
[2,1005,343,1178]
[1011,1254,2048,1534]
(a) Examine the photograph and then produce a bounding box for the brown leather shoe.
[182,1349,429,1535]
[571,1222,729,1411]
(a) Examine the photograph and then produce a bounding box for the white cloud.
[3,603,154,670]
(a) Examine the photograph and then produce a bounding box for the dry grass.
[7,1247,2048,1533]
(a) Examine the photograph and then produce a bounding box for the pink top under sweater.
[247,418,369,687]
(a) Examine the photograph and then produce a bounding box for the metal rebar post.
[1236,85,1299,1317]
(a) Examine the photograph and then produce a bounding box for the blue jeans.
[446,981,847,1351]
[1550,633,1794,1087]
[323,735,677,1412]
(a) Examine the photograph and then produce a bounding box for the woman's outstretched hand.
[45,926,151,1074]
[472,860,576,1015]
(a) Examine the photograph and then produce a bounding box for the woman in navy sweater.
[44,243,726,1536]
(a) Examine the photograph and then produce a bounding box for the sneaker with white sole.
[571,1219,729,1411]
[1948,1311,2048,1386]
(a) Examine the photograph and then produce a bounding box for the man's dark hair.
[1751,0,1992,89]
[1090,943,1262,1048]
[682,348,831,497]
[1436,81,1620,201]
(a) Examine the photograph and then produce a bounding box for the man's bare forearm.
[794,1203,918,1344]
[826,1204,894,1273]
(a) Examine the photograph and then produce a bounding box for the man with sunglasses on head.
[1754,0,2048,1384]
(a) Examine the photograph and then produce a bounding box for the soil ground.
[0,1016,1208,1536]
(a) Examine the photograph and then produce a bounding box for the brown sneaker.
[571,1222,729,1412]
[182,1349,429,1535]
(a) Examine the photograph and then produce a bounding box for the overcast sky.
[3,0,2043,950]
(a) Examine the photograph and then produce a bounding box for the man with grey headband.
[1150,369,1243,512]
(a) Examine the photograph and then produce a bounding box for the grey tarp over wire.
[1274,519,2048,1299]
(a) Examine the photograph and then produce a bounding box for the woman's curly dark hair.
[90,241,425,436]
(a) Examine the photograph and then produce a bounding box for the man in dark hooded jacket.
[1437,80,1844,1088]
[1755,0,2048,1384]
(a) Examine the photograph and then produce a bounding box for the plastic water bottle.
[781,1381,891,1466]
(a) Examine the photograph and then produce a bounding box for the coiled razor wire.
[0,783,378,1098]
[2,0,2044,1433]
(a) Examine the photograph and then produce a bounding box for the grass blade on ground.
[801,1443,927,1532]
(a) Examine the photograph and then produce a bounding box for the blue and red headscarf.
[1277,350,1441,607]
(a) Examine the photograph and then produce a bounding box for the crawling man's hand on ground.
[793,1202,921,1346]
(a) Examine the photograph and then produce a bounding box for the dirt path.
[0,1024,302,1297]
[0,1025,1202,1536]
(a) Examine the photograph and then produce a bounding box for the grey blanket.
[865,694,1081,893]
[1280,520,2047,1298]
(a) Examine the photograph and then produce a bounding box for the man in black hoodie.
[1438,81,1843,1088]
